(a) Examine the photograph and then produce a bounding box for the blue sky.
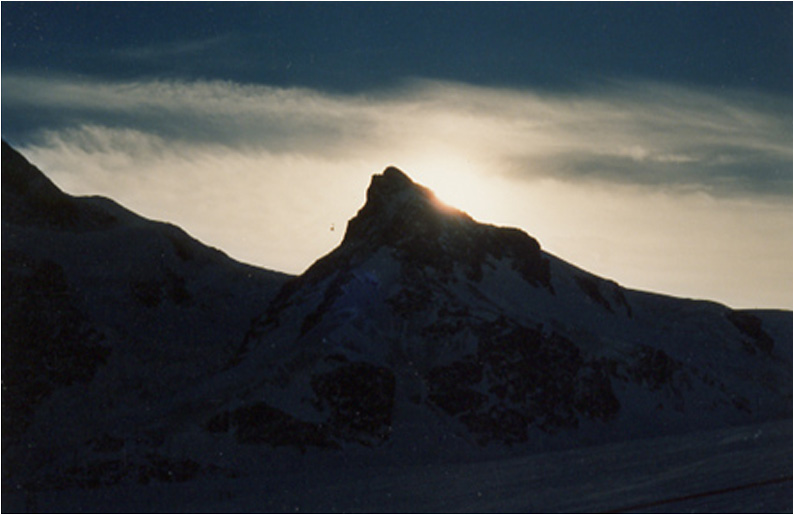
[2,2,791,308]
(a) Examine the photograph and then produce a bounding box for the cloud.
[3,74,789,197]
[2,74,391,161]
[3,74,791,308]
[112,35,240,62]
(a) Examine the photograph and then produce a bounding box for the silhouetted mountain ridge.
[1,142,290,496]
[224,165,791,453]
[341,166,551,286]
[1,142,790,505]
[2,141,118,230]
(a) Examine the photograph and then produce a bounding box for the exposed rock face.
[574,274,633,317]
[206,402,337,450]
[2,250,110,440]
[311,361,396,444]
[426,322,621,444]
[726,309,775,354]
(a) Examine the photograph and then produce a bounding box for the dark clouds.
[547,147,791,197]
[3,3,791,93]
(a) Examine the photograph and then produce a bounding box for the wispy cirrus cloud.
[3,74,790,307]
[112,34,240,62]
[4,74,789,196]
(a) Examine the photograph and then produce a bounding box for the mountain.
[2,144,790,510]
[2,141,290,496]
[206,166,791,454]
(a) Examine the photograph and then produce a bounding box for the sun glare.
[399,154,506,224]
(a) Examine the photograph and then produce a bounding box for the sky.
[2,2,792,309]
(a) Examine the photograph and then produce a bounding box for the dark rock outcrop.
[2,250,110,440]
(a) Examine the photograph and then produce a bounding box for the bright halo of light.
[395,153,506,223]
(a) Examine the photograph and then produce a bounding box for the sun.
[401,154,503,223]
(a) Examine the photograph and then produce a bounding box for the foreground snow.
[15,419,790,513]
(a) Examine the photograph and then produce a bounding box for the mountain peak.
[379,166,415,189]
[2,140,63,202]
[283,166,552,294]
[364,166,437,212]
[342,167,470,248]
[2,140,117,229]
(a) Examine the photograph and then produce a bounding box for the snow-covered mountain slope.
[210,166,791,455]
[2,141,291,493]
[2,146,790,509]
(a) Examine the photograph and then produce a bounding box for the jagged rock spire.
[342,166,469,248]
[312,166,552,290]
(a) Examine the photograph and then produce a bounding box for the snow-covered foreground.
[19,419,790,513]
